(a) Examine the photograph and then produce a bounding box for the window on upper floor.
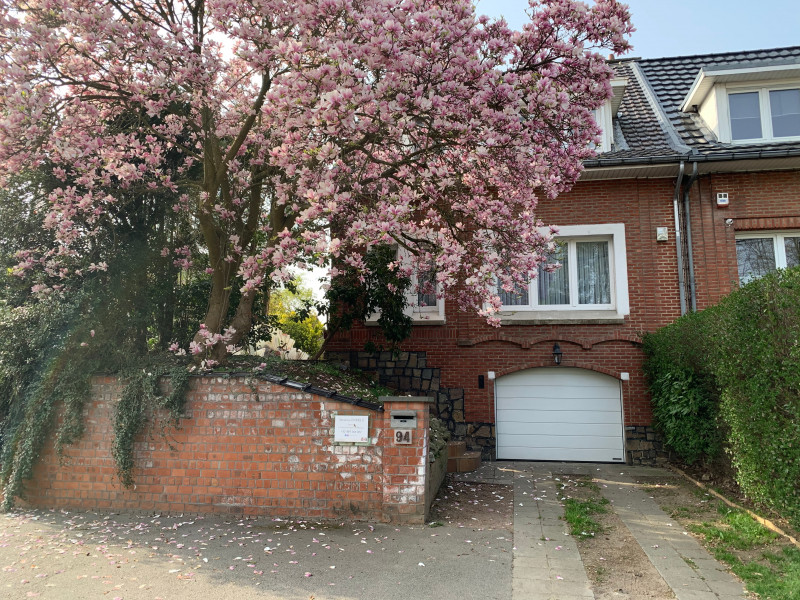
[680,61,800,144]
[496,223,629,322]
[736,231,800,284]
[728,86,800,141]
[414,264,439,313]
[590,103,613,153]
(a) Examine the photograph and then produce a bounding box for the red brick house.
[328,46,800,464]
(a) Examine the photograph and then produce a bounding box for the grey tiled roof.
[590,46,800,166]
[599,62,683,161]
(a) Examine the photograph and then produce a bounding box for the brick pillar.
[379,396,432,524]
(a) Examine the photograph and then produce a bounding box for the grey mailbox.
[390,410,417,429]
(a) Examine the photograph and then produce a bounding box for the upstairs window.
[728,86,800,141]
[590,103,613,153]
[736,231,800,284]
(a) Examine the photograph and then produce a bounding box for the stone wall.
[18,376,435,524]
[625,425,668,465]
[327,351,496,457]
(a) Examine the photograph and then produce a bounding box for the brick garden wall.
[18,376,436,524]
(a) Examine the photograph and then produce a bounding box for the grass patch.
[725,547,800,600]
[562,497,609,540]
[689,504,778,550]
[686,503,800,599]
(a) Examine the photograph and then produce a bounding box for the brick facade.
[328,170,800,463]
[690,171,800,308]
[17,376,437,524]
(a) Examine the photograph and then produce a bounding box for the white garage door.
[495,367,625,462]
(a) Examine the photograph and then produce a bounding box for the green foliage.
[0,289,109,508]
[710,268,800,527]
[644,267,800,527]
[0,269,195,506]
[642,310,722,465]
[112,366,189,488]
[0,166,203,507]
[269,283,324,356]
[323,244,413,352]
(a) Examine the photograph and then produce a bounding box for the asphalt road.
[0,508,512,599]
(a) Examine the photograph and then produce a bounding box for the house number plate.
[394,429,413,444]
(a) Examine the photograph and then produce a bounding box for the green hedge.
[644,267,800,527]
[642,310,721,465]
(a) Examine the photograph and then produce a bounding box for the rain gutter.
[673,161,687,315]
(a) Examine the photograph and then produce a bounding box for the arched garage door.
[495,367,625,462]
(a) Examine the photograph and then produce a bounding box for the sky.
[477,0,800,59]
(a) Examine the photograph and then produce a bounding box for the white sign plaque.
[334,415,370,443]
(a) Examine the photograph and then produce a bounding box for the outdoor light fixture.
[552,343,563,365]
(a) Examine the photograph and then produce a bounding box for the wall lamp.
[552,343,563,365]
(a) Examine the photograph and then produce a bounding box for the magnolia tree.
[0,0,632,362]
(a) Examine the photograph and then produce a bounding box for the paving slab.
[461,462,750,600]
[509,464,595,600]
[593,465,748,600]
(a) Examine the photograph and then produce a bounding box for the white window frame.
[408,261,445,322]
[735,230,800,284]
[498,223,629,322]
[718,81,800,144]
[592,102,614,153]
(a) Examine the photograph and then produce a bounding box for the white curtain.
[577,241,611,305]
[538,246,570,305]
[498,282,529,306]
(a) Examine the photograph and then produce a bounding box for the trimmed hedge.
[642,310,721,465]
[644,267,800,527]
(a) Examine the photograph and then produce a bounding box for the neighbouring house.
[327,45,800,465]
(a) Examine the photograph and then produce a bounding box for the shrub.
[710,268,800,527]
[645,266,800,527]
[642,310,721,464]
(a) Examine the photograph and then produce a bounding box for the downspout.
[673,161,687,315]
[683,162,700,312]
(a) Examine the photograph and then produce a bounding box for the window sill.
[498,310,626,325]
[365,316,446,326]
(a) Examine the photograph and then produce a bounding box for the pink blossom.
[0,0,632,358]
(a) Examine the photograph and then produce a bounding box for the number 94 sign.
[394,429,413,444]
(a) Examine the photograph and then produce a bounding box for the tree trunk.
[207,288,258,362]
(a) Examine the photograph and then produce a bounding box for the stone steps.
[446,441,482,473]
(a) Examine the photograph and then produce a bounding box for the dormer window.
[591,103,613,153]
[729,87,800,141]
[591,78,627,154]
[680,60,800,144]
